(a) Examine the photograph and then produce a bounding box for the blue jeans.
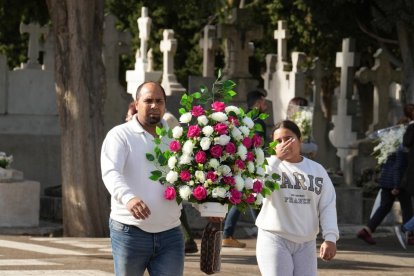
[403,216,414,232]
[223,206,241,238]
[109,219,184,276]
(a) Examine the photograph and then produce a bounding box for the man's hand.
[126,197,151,220]
[319,241,336,261]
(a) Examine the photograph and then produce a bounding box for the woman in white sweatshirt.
[255,120,339,276]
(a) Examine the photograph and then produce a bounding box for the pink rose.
[193,185,207,201]
[229,189,242,204]
[164,186,176,200]
[242,137,252,149]
[191,105,205,117]
[211,101,226,112]
[187,125,201,138]
[228,116,239,126]
[252,134,263,147]
[210,145,223,158]
[244,194,255,204]
[222,176,235,186]
[195,151,207,164]
[206,171,217,182]
[225,142,236,154]
[246,151,255,161]
[235,159,245,170]
[180,170,191,182]
[214,123,228,135]
[169,140,181,152]
[253,180,263,193]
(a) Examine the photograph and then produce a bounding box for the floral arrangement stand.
[147,71,280,216]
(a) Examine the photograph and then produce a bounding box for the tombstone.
[126,7,162,99]
[288,52,307,99]
[20,23,48,69]
[0,168,40,227]
[40,28,54,71]
[0,55,7,114]
[262,54,276,93]
[200,25,219,77]
[103,13,132,131]
[160,29,186,96]
[217,7,263,101]
[356,48,402,132]
[329,38,362,185]
[274,20,290,71]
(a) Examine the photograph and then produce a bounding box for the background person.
[101,82,184,275]
[256,120,339,276]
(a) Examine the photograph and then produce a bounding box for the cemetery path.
[0,232,413,275]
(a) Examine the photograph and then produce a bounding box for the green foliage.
[149,170,162,181]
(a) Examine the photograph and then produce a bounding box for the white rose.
[172,126,183,139]
[168,156,177,169]
[200,137,211,150]
[182,140,194,154]
[210,112,228,122]
[237,144,248,160]
[231,127,243,141]
[202,125,214,137]
[234,174,245,191]
[166,171,178,184]
[242,117,255,129]
[225,105,240,115]
[195,171,205,183]
[239,126,250,136]
[256,166,265,176]
[247,161,255,173]
[179,186,192,200]
[255,148,265,165]
[189,180,195,186]
[255,193,264,205]
[179,112,192,124]
[212,187,227,198]
[209,158,220,169]
[218,164,231,176]
[197,115,209,126]
[245,177,254,189]
[179,154,192,165]
[215,135,231,146]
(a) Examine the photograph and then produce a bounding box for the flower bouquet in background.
[146,71,280,216]
[0,152,13,169]
[370,124,406,166]
[287,105,313,142]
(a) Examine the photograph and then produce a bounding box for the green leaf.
[192,92,201,99]
[158,154,167,166]
[254,123,264,132]
[149,170,162,181]
[156,126,163,136]
[228,90,237,97]
[200,85,208,94]
[153,138,161,145]
[223,79,236,91]
[146,153,155,161]
[267,147,276,155]
[271,173,280,180]
[259,113,269,120]
[179,108,186,115]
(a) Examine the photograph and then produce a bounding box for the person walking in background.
[394,103,414,248]
[222,89,268,248]
[256,120,339,276]
[125,100,198,254]
[101,82,184,275]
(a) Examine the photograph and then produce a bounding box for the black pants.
[368,188,413,232]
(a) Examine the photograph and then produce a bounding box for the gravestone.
[262,54,276,93]
[126,7,162,99]
[200,25,219,77]
[103,13,131,131]
[0,168,40,227]
[274,20,290,71]
[20,23,48,69]
[356,48,402,132]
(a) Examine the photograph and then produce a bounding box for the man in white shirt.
[101,82,184,276]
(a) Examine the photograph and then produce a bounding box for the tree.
[46,0,109,237]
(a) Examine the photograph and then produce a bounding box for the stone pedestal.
[335,187,362,224]
[0,170,40,227]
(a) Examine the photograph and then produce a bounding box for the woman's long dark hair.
[274,120,302,140]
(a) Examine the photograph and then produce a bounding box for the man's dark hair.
[247,90,266,109]
[135,81,167,101]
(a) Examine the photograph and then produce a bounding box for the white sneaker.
[394,225,407,249]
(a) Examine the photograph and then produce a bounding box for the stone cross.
[335,38,358,101]
[217,8,263,78]
[137,6,151,67]
[160,29,185,96]
[356,48,402,131]
[40,28,54,71]
[274,20,290,70]
[20,23,48,69]
[199,25,219,77]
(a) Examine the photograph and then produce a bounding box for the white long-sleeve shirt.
[256,156,339,243]
[101,115,181,233]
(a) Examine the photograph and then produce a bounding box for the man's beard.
[148,115,161,125]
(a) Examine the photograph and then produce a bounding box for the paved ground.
[0,224,413,276]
